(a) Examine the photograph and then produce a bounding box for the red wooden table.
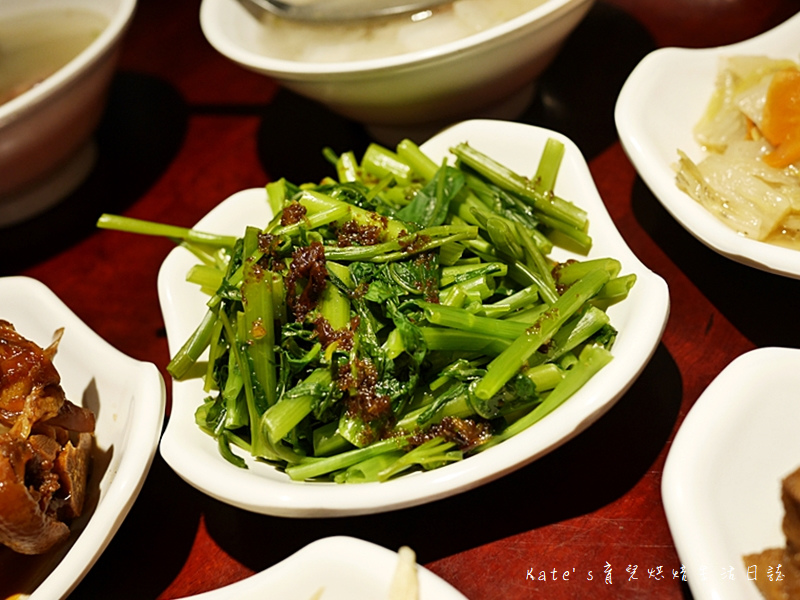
[3,1,799,598]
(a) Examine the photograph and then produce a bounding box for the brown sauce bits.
[285,241,328,322]
[312,316,356,352]
[408,416,492,453]
[411,252,439,304]
[398,233,431,254]
[336,357,393,443]
[334,213,389,248]
[279,201,307,226]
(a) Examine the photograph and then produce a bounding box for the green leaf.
[396,165,465,227]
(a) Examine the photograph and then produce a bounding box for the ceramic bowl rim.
[0,0,137,127]
[199,0,594,77]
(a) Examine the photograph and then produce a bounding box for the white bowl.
[0,0,137,227]
[199,0,595,136]
[662,347,800,600]
[0,276,165,599]
[179,536,468,600]
[615,11,800,279]
[157,119,670,518]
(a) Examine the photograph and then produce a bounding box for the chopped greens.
[97,137,635,483]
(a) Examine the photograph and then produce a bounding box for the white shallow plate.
[0,276,165,599]
[179,536,467,599]
[158,118,670,517]
[662,347,800,600]
[615,12,800,279]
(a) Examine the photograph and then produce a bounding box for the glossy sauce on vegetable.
[335,219,384,247]
[408,416,492,451]
[338,357,392,442]
[313,316,356,351]
[286,242,328,321]
[279,201,307,226]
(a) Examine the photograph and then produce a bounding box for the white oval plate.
[158,119,670,517]
[0,276,165,600]
[662,347,800,600]
[615,11,800,279]
[179,536,467,600]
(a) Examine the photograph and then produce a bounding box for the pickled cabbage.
[676,56,800,248]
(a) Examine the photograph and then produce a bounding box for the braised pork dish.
[0,320,95,555]
[745,466,800,599]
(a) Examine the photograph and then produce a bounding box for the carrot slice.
[761,68,800,168]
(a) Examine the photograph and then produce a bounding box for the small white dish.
[158,119,670,517]
[178,536,467,599]
[615,11,800,279]
[0,276,165,599]
[662,347,800,600]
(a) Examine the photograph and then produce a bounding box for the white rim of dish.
[199,0,594,76]
[0,0,137,126]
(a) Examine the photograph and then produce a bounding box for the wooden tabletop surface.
[3,0,800,598]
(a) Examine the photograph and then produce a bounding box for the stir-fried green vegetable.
[97,137,635,482]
